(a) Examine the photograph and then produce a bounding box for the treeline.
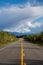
[24,32,43,45]
[0,31,18,44]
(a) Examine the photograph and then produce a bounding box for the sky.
[0,0,43,33]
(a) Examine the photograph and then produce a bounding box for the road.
[0,39,43,65]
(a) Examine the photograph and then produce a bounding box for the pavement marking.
[21,43,26,65]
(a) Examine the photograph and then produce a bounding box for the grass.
[24,39,43,47]
[34,42,43,47]
[0,31,19,48]
[0,42,8,47]
[31,41,43,47]
[0,38,19,48]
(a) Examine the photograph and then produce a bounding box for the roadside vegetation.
[23,32,43,46]
[0,31,18,47]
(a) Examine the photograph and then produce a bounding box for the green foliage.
[24,32,43,46]
[0,31,18,47]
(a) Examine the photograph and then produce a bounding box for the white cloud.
[0,3,43,19]
[3,23,31,33]
[23,29,31,33]
[17,24,31,33]
[27,22,43,28]
[0,3,43,33]
[3,18,43,33]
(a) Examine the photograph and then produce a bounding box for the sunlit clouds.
[0,0,43,33]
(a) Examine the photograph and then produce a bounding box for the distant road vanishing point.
[0,38,43,65]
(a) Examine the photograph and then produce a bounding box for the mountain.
[9,32,33,36]
[9,29,43,36]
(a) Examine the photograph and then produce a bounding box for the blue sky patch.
[0,0,43,33]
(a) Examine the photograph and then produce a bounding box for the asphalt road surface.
[0,39,43,65]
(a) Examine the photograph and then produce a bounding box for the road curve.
[0,39,43,65]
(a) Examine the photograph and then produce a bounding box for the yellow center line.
[21,43,26,65]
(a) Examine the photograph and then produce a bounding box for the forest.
[24,32,43,46]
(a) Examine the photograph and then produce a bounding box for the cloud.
[30,0,43,6]
[27,22,43,28]
[3,17,43,33]
[0,2,43,33]
[3,24,31,33]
